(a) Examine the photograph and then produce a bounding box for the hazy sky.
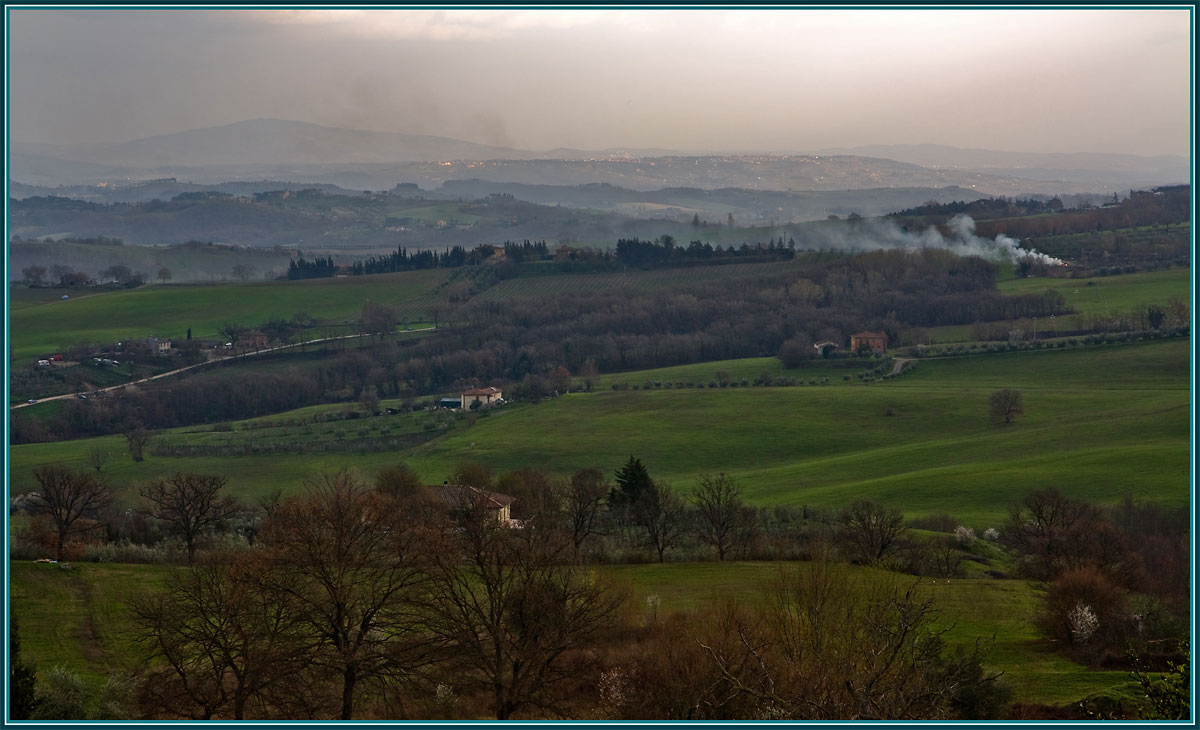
[6,8,1193,156]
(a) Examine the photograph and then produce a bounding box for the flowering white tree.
[1067,603,1099,644]
[954,525,976,547]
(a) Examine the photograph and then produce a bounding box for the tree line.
[285,254,337,280]
[349,240,553,275]
[613,235,795,267]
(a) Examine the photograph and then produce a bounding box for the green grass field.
[9,269,449,364]
[7,559,1132,706]
[591,356,866,389]
[398,341,1188,527]
[924,267,1190,343]
[997,267,1190,317]
[10,339,1188,527]
[9,562,168,685]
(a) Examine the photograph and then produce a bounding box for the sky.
[5,7,1193,156]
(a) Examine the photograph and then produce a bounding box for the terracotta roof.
[850,331,887,338]
[461,386,502,396]
[430,484,515,510]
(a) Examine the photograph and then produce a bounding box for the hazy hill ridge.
[11,119,1187,194]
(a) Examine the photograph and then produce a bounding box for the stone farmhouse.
[461,386,503,408]
[850,331,888,353]
[430,483,515,524]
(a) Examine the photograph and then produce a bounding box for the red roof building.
[461,386,503,408]
[850,331,888,353]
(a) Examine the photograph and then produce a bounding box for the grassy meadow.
[9,338,1189,527]
[8,559,1134,706]
[8,268,449,364]
[590,356,863,389]
[997,267,1189,317]
[924,267,1190,343]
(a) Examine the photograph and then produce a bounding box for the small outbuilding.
[813,340,840,357]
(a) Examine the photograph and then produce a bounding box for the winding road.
[11,327,434,410]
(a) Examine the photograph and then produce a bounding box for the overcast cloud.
[6,8,1192,156]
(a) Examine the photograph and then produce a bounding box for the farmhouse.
[430,483,515,524]
[850,331,888,353]
[461,386,503,408]
[146,336,172,355]
[242,330,269,348]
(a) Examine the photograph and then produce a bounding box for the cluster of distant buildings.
[814,331,888,357]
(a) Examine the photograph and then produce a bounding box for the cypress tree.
[612,456,652,506]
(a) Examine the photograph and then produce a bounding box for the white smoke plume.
[805,214,1066,267]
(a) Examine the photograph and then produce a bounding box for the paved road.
[11,328,434,410]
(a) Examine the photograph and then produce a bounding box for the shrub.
[1040,566,1128,650]
[83,540,179,564]
[31,666,90,720]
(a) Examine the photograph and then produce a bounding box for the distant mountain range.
[814,143,1189,188]
[9,118,1188,195]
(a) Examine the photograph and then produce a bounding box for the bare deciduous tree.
[133,555,308,720]
[358,386,380,416]
[1001,488,1122,580]
[691,563,1007,720]
[578,359,599,392]
[560,468,608,559]
[357,301,397,340]
[838,500,907,565]
[373,463,429,502]
[31,465,112,561]
[634,481,688,562]
[231,264,256,281]
[422,501,626,719]
[86,446,110,473]
[691,473,747,561]
[259,470,432,720]
[140,473,238,563]
[988,389,1024,424]
[125,428,151,463]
